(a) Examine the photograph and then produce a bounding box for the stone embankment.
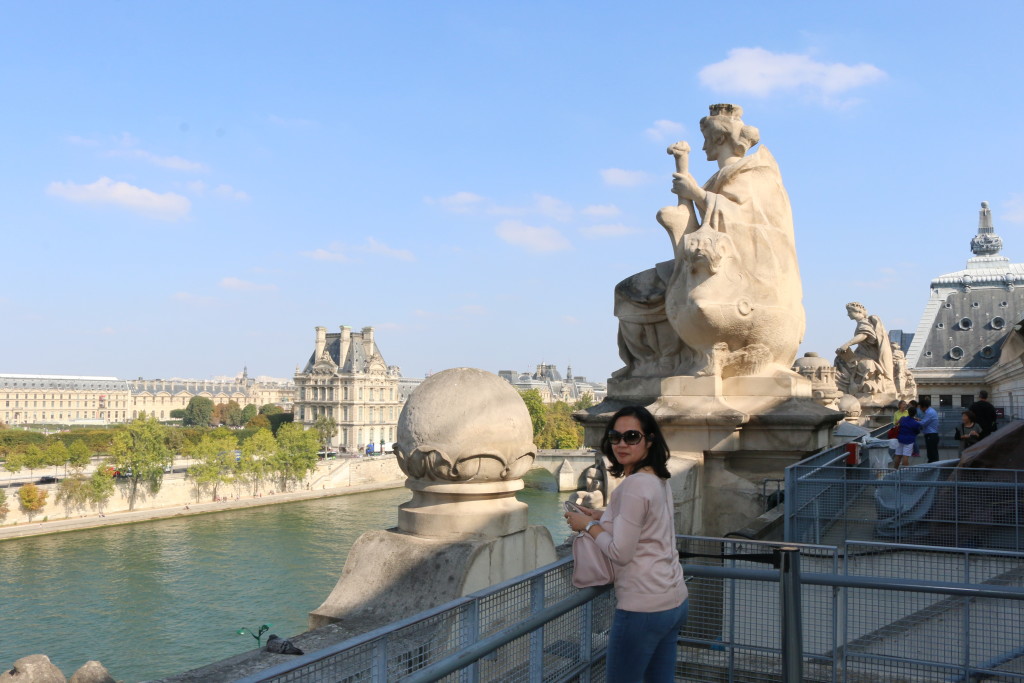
[0,456,405,540]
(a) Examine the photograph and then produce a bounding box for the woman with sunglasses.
[564,405,687,681]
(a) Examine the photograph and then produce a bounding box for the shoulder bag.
[571,521,614,588]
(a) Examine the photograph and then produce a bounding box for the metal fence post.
[776,546,803,683]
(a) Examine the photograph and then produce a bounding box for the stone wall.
[0,456,405,526]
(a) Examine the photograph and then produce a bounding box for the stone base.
[309,526,556,630]
[575,371,845,537]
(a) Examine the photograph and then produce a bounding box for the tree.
[45,440,69,477]
[259,404,283,416]
[537,401,583,449]
[18,483,48,521]
[56,474,91,517]
[271,423,319,491]
[20,445,46,478]
[0,488,9,520]
[67,441,92,472]
[225,401,244,427]
[3,450,24,483]
[313,415,338,451]
[186,430,238,501]
[266,412,293,435]
[110,416,172,510]
[238,428,276,495]
[246,414,271,430]
[519,390,547,438]
[182,396,215,427]
[241,404,258,425]
[88,466,115,513]
[169,408,187,419]
[573,393,595,410]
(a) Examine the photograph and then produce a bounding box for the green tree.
[18,483,48,521]
[21,444,46,478]
[45,440,69,477]
[169,408,187,419]
[573,393,595,410]
[312,415,338,451]
[271,423,319,491]
[182,396,215,427]
[259,404,283,416]
[110,416,172,510]
[519,389,547,438]
[67,440,92,472]
[266,412,294,435]
[56,474,91,517]
[241,404,258,425]
[88,466,116,513]
[225,401,244,427]
[246,414,271,430]
[186,430,238,501]
[3,450,24,483]
[0,488,9,520]
[238,428,276,495]
[537,401,583,449]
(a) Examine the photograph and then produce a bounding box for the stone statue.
[834,302,897,400]
[611,104,805,379]
[891,342,917,400]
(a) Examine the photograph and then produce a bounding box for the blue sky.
[2,2,1023,382]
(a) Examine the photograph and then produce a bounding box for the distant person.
[907,400,921,458]
[967,390,998,439]
[917,397,940,463]
[892,400,908,431]
[895,406,923,469]
[956,410,982,456]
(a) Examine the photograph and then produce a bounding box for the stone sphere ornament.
[395,367,537,483]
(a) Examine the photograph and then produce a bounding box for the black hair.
[919,396,932,409]
[600,405,671,479]
[963,409,977,423]
[979,390,989,400]
[906,406,917,418]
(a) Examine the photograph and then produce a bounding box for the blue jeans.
[605,600,688,682]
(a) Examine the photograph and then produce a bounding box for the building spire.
[971,201,1003,257]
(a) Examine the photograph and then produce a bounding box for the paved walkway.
[0,479,407,541]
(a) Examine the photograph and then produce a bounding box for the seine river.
[0,477,572,681]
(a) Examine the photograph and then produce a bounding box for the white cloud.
[601,168,651,187]
[645,119,685,142]
[47,177,190,221]
[495,220,571,252]
[213,184,250,201]
[66,135,99,147]
[107,148,208,172]
[1003,195,1024,223]
[428,191,487,214]
[533,194,573,222]
[302,237,414,263]
[580,223,641,238]
[219,277,277,292]
[699,47,886,99]
[582,204,621,217]
[186,180,207,195]
[363,237,415,262]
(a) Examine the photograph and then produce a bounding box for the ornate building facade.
[294,325,413,451]
[498,364,606,404]
[0,370,295,426]
[904,202,1024,409]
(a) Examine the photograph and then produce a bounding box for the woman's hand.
[575,505,598,518]
[565,510,593,533]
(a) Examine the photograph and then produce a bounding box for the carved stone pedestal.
[310,368,557,631]
[577,372,844,537]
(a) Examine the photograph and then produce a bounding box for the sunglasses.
[607,429,645,445]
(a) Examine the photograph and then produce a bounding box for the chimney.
[340,326,352,365]
[315,326,327,362]
[362,326,375,352]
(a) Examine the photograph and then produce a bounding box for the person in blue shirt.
[917,397,940,463]
[895,406,923,469]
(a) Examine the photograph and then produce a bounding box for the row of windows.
[300,385,397,402]
[299,405,397,423]
[4,400,122,409]
[3,411,127,422]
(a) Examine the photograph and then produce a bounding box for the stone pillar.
[556,459,577,492]
[314,326,326,361]
[339,326,351,364]
[309,368,556,631]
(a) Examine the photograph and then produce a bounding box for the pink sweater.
[594,472,687,612]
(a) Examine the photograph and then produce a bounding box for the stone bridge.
[531,449,599,491]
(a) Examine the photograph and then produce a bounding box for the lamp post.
[237,623,272,648]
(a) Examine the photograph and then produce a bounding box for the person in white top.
[565,405,688,682]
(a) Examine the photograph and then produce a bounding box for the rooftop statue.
[834,302,897,401]
[613,104,805,379]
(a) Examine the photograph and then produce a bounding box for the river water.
[0,479,573,681]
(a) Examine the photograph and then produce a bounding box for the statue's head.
[846,302,867,320]
[700,103,759,159]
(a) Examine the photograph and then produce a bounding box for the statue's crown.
[708,103,743,118]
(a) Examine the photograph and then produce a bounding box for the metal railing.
[786,455,1024,551]
[239,536,1024,683]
